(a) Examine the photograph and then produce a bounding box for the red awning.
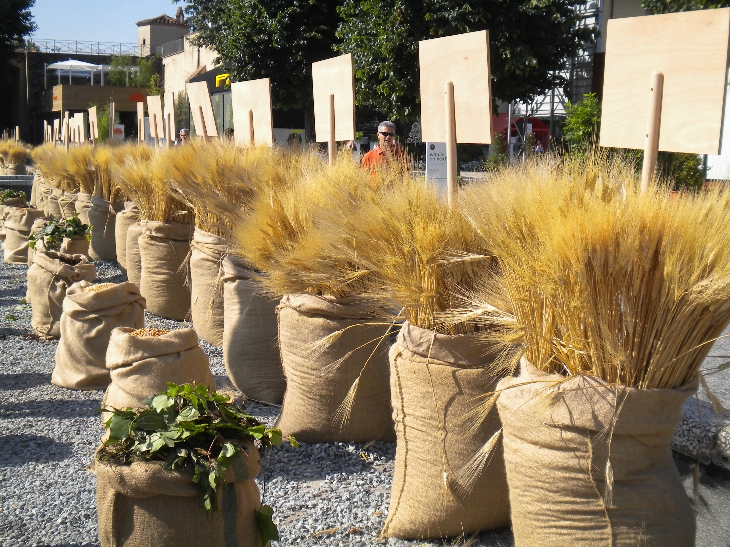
[492,114,549,136]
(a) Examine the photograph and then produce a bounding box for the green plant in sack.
[28,212,91,250]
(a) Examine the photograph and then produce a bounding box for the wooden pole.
[64,111,70,151]
[641,71,664,193]
[91,120,95,146]
[248,109,254,146]
[328,93,335,166]
[109,102,115,140]
[445,81,458,207]
[152,114,159,147]
[165,112,171,148]
[15,126,20,142]
[199,106,208,142]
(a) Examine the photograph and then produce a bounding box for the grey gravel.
[1,252,729,546]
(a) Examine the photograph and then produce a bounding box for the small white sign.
[425,142,448,199]
[112,124,125,140]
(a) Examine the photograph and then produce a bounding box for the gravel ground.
[1,252,729,546]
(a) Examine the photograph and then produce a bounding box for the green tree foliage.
[0,0,35,70]
[95,103,110,142]
[336,0,595,120]
[563,92,601,154]
[179,0,341,135]
[107,55,162,94]
[642,0,730,13]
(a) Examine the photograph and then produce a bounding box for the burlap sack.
[58,191,78,219]
[27,251,96,339]
[115,202,140,274]
[0,198,26,243]
[29,170,42,207]
[190,228,227,346]
[276,293,394,443]
[52,281,146,390]
[26,216,52,267]
[496,359,697,547]
[87,197,122,261]
[36,181,52,213]
[125,222,143,287]
[3,207,44,264]
[222,256,283,403]
[383,321,510,539]
[60,235,90,257]
[3,163,26,175]
[93,441,262,547]
[45,187,63,219]
[75,192,93,224]
[103,327,214,419]
[138,220,192,320]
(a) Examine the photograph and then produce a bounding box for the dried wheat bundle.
[112,151,193,225]
[31,144,76,190]
[0,141,31,165]
[461,154,730,389]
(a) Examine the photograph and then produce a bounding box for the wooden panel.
[73,113,85,143]
[419,30,492,144]
[600,9,730,154]
[47,85,148,113]
[186,81,218,138]
[164,91,176,140]
[312,54,355,142]
[147,95,164,140]
[88,106,98,139]
[231,78,273,146]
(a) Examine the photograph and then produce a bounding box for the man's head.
[377,121,396,149]
[179,128,190,144]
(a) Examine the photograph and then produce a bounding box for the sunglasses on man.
[379,131,395,137]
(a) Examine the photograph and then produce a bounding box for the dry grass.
[460,154,730,388]
[0,141,31,165]
[31,144,77,191]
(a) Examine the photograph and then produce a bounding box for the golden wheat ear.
[449,429,503,500]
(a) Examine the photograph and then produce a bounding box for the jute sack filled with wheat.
[222,255,283,403]
[75,192,93,224]
[497,359,696,547]
[87,196,122,261]
[93,441,262,547]
[125,221,143,287]
[52,281,145,391]
[190,227,227,346]
[115,202,140,274]
[29,169,42,207]
[58,190,78,219]
[4,207,44,264]
[138,220,192,320]
[382,321,510,539]
[45,187,63,219]
[0,196,26,243]
[35,179,52,213]
[27,251,96,339]
[276,293,394,443]
[102,327,214,422]
[26,216,51,267]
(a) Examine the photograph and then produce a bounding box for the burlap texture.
[60,235,90,257]
[496,359,697,547]
[103,327,213,420]
[115,202,140,274]
[222,256,283,403]
[190,228,227,346]
[138,220,192,320]
[76,192,93,224]
[383,322,510,539]
[3,207,45,264]
[1,199,29,242]
[93,442,262,547]
[36,180,53,213]
[26,216,52,267]
[125,222,143,287]
[276,293,394,443]
[58,191,78,219]
[52,281,145,390]
[2,163,26,175]
[29,170,42,207]
[88,197,122,261]
[45,187,63,219]
[27,251,96,339]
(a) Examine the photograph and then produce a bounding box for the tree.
[178,0,341,138]
[563,92,601,154]
[336,0,594,120]
[642,0,730,13]
[0,0,35,70]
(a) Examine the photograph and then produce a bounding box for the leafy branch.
[28,212,91,250]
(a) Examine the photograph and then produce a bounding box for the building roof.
[136,14,187,27]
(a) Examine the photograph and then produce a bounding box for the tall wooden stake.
[199,106,209,142]
[445,81,458,207]
[641,71,664,193]
[165,112,171,148]
[109,102,115,140]
[328,93,336,166]
[152,114,159,147]
[63,111,70,151]
[248,109,254,145]
[91,120,96,146]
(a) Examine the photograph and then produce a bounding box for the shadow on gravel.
[0,434,73,466]
[0,372,50,390]
[0,398,102,418]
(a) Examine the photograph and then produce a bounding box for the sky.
[30,0,186,45]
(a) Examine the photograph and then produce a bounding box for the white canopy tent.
[45,59,139,87]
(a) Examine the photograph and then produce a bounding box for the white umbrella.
[47,59,102,85]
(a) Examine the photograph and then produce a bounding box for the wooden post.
[641,71,664,193]
[199,106,208,142]
[91,120,96,146]
[15,126,19,142]
[166,112,171,148]
[445,81,458,207]
[328,93,335,166]
[152,114,159,147]
[109,102,115,140]
[248,109,254,145]
[63,111,70,151]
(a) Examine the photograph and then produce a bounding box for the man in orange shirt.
[361,121,409,172]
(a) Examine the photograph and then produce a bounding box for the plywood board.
[164,91,176,141]
[147,95,164,140]
[88,106,98,139]
[231,78,273,146]
[186,81,218,138]
[312,54,355,142]
[419,30,492,144]
[600,9,730,154]
[137,102,146,141]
